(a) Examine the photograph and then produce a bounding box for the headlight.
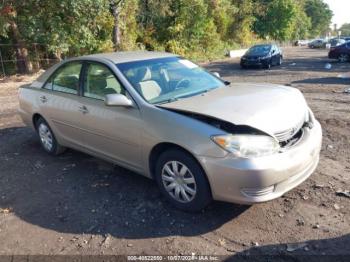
[211,134,280,158]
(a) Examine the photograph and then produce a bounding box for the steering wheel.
[175,78,191,90]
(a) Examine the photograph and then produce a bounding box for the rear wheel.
[155,149,212,212]
[35,117,65,155]
[338,54,349,63]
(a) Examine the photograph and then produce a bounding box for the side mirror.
[212,72,221,78]
[105,94,134,107]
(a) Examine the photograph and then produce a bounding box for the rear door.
[39,61,86,146]
[77,62,143,171]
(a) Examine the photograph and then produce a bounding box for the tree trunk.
[111,0,123,50]
[9,21,31,74]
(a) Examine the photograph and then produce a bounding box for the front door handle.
[39,95,47,103]
[78,105,89,114]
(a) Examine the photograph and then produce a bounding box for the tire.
[264,61,271,69]
[155,149,212,212]
[338,54,349,63]
[277,56,283,66]
[35,117,66,155]
[240,64,247,69]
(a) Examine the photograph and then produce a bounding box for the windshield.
[246,45,271,56]
[116,57,225,104]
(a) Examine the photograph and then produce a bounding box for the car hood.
[159,83,308,137]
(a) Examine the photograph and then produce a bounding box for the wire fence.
[0,43,61,77]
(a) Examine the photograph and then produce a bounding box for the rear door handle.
[39,95,47,103]
[78,105,89,114]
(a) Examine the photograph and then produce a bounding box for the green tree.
[0,0,337,75]
[339,23,350,37]
[0,0,114,73]
[110,0,139,50]
[291,1,312,40]
[207,0,237,41]
[137,0,224,58]
[229,0,256,45]
[304,0,333,37]
[254,0,298,41]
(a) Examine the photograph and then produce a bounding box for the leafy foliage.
[0,0,335,73]
[304,0,333,36]
[339,23,350,37]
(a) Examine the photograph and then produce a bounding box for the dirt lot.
[0,47,349,259]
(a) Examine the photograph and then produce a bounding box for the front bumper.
[198,120,322,204]
[241,58,270,67]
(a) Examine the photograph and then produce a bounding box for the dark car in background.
[328,42,350,62]
[294,40,310,46]
[329,38,346,48]
[240,44,283,69]
[308,39,326,49]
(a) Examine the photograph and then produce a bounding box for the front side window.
[50,62,82,94]
[84,63,124,100]
[116,57,225,104]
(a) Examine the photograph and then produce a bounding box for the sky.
[323,0,350,28]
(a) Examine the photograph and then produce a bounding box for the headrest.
[90,77,107,89]
[135,67,152,82]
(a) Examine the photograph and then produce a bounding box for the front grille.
[274,118,305,142]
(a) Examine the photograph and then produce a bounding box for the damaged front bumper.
[197,120,322,204]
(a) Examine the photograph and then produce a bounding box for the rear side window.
[44,62,82,94]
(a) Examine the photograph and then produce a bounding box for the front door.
[78,62,143,171]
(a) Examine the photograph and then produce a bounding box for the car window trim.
[42,60,84,96]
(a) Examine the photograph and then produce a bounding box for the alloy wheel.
[339,54,349,63]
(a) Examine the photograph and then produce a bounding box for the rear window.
[44,62,82,94]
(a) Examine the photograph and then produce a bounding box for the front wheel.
[35,117,66,155]
[155,149,212,212]
[264,61,271,69]
[338,54,349,63]
[277,56,283,65]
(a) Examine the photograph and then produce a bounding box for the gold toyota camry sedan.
[19,51,322,211]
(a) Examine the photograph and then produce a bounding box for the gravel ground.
[0,47,349,259]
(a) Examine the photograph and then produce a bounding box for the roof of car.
[252,44,273,47]
[81,51,178,64]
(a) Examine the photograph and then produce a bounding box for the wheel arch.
[148,142,212,192]
[32,113,44,129]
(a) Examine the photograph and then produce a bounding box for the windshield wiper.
[156,97,180,105]
[155,87,219,105]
